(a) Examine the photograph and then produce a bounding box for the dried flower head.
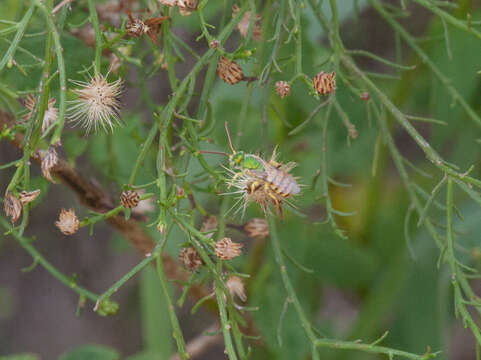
[158,0,197,16]
[23,94,58,133]
[4,192,22,223]
[313,71,336,96]
[69,73,123,134]
[55,208,79,235]
[19,189,41,205]
[275,81,291,98]
[226,276,247,302]
[243,218,269,239]
[41,147,59,183]
[217,56,244,85]
[179,246,203,271]
[126,12,168,44]
[215,237,243,260]
[201,215,218,232]
[232,4,262,41]
[120,190,140,208]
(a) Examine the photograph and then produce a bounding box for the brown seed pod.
[120,190,140,208]
[178,246,203,271]
[4,192,22,223]
[55,208,80,235]
[217,56,244,85]
[19,189,41,205]
[243,218,269,239]
[41,147,59,183]
[215,237,243,260]
[313,71,336,96]
[275,81,291,98]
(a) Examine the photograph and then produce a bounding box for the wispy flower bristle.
[68,73,123,134]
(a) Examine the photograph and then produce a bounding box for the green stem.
[87,0,102,73]
[0,3,35,73]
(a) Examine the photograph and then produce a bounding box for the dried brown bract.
[232,4,262,41]
[243,218,269,239]
[41,147,59,183]
[179,246,203,271]
[55,208,80,235]
[217,56,244,85]
[4,192,22,223]
[275,81,291,98]
[120,190,140,208]
[226,276,247,302]
[126,11,168,44]
[215,237,243,260]
[313,71,336,96]
[22,94,58,134]
[19,189,41,205]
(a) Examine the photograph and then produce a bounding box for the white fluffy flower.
[68,73,123,134]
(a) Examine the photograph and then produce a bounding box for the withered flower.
[126,11,168,44]
[313,71,336,96]
[4,192,22,223]
[179,246,204,271]
[226,276,247,302]
[69,73,123,134]
[23,94,58,133]
[275,81,291,98]
[41,147,59,183]
[19,189,41,205]
[55,208,80,235]
[243,218,269,239]
[120,190,140,208]
[215,237,243,260]
[217,56,244,85]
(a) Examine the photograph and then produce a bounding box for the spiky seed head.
[120,190,140,208]
[244,218,269,239]
[275,81,291,98]
[55,208,80,235]
[313,71,336,96]
[4,192,22,223]
[179,246,203,271]
[23,94,59,134]
[201,215,218,232]
[226,276,247,302]
[41,147,59,183]
[69,73,123,134]
[217,56,244,85]
[233,4,262,41]
[19,189,41,205]
[215,237,243,260]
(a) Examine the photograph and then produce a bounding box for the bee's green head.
[229,151,245,169]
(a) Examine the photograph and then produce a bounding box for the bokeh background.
[1,0,481,359]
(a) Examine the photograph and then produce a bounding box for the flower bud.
[179,246,203,271]
[55,208,80,235]
[313,71,336,96]
[4,192,22,223]
[215,237,243,260]
[217,56,244,85]
[275,81,291,98]
[120,190,140,208]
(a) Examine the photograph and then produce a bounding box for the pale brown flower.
[217,56,244,85]
[23,94,58,133]
[215,237,243,260]
[226,276,247,302]
[41,147,59,183]
[120,190,140,208]
[55,208,80,235]
[313,71,336,96]
[4,192,22,223]
[19,189,41,205]
[69,73,123,134]
[232,4,262,41]
[275,81,291,98]
[179,246,203,271]
[243,218,269,239]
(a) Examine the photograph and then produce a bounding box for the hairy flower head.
[69,73,123,134]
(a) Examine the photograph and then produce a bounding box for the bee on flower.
[68,72,123,134]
